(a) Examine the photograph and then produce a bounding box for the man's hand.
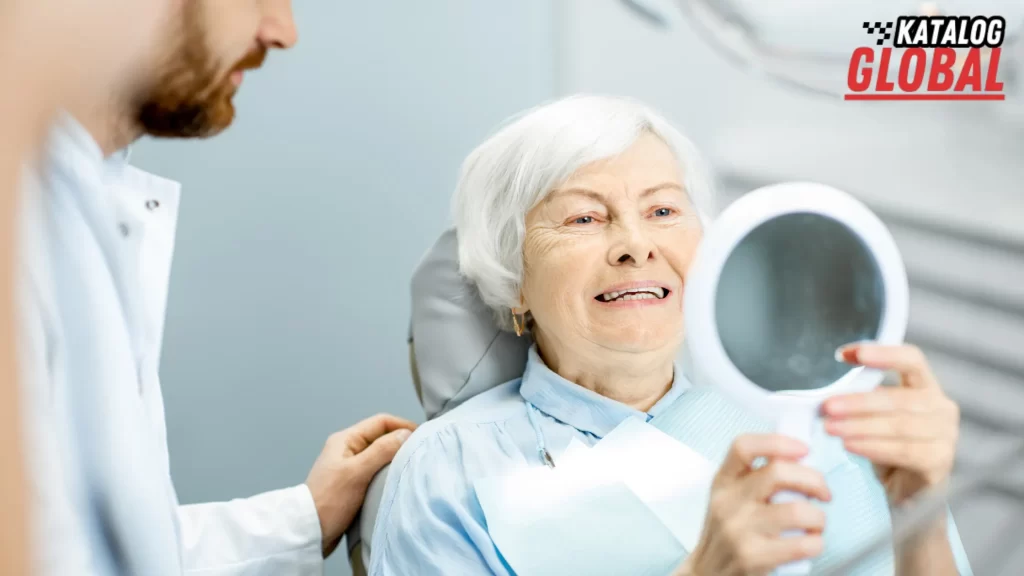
[305,414,417,558]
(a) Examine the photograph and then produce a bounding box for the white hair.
[452,94,715,331]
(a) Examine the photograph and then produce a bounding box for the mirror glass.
[714,213,885,392]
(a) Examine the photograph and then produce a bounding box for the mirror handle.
[770,408,819,576]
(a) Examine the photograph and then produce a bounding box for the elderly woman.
[368,95,970,575]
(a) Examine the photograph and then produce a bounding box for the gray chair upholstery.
[348,227,530,573]
[407,227,532,420]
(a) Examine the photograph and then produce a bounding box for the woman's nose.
[608,225,656,266]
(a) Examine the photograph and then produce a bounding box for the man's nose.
[258,0,298,49]
[607,223,657,266]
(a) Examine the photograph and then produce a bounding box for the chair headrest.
[410,228,530,419]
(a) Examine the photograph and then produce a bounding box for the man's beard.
[136,9,266,139]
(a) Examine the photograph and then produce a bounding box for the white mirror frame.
[684,181,910,417]
[686,181,910,574]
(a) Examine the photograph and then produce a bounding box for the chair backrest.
[349,227,530,571]
[408,227,532,419]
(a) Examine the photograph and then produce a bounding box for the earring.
[512,310,525,337]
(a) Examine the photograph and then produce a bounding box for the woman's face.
[520,133,703,357]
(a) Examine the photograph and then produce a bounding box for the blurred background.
[129,1,1024,574]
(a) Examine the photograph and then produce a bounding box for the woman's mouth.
[595,286,671,303]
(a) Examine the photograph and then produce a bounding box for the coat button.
[118,223,130,237]
[145,199,160,211]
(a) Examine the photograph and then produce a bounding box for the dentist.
[17,1,415,575]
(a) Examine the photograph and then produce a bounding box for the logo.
[846,16,1006,100]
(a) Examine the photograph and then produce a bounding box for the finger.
[342,413,418,454]
[842,437,950,472]
[822,388,937,418]
[351,428,414,479]
[717,434,809,480]
[837,343,938,389]
[758,501,827,535]
[824,414,947,442]
[744,461,832,502]
[749,535,825,571]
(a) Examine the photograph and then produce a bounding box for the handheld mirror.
[684,182,909,575]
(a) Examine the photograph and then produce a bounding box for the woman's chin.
[592,327,682,355]
[585,306,683,353]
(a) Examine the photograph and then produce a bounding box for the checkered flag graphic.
[863,21,895,45]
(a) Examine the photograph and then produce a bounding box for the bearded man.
[18,2,415,574]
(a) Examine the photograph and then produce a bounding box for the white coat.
[18,115,324,576]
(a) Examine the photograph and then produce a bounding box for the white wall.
[558,0,1024,238]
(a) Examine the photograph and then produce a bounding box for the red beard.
[137,7,266,139]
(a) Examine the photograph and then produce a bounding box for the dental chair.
[346,228,531,576]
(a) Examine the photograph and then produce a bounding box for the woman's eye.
[653,208,674,217]
[573,216,595,225]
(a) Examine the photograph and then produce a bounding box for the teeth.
[598,287,668,302]
[623,293,656,300]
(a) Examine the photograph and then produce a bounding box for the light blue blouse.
[368,346,972,575]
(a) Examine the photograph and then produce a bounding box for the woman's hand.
[680,434,832,576]
[822,344,962,576]
[822,343,960,506]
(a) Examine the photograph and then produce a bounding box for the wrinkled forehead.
[543,132,691,205]
[541,184,692,215]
